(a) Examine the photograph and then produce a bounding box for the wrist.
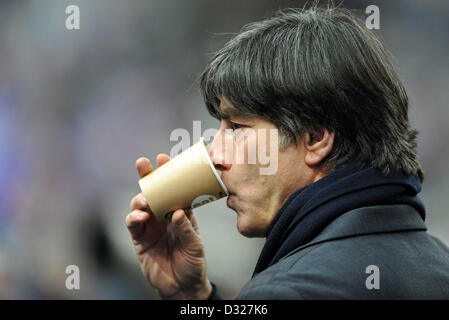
[190,280,213,300]
[162,279,212,300]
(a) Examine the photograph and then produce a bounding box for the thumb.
[172,209,200,248]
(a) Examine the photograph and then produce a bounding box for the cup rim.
[199,137,229,196]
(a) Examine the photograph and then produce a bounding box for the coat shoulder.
[236,230,449,299]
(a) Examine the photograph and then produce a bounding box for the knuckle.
[139,194,148,206]
[129,194,138,209]
[125,213,132,227]
[125,210,141,227]
[131,209,143,217]
[130,193,147,210]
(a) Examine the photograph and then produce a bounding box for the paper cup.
[138,137,229,221]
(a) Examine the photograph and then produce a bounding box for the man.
[126,6,449,299]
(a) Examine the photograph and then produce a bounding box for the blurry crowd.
[0,0,448,299]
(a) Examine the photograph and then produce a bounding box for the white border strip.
[200,137,229,196]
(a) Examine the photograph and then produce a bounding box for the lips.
[224,184,234,196]
[226,194,234,208]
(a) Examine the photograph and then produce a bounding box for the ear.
[303,129,335,166]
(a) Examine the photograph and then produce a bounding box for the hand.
[126,154,212,299]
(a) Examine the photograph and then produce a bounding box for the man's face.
[208,98,315,237]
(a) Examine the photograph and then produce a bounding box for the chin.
[236,216,267,238]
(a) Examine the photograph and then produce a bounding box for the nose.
[208,130,232,172]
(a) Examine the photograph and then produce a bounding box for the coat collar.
[281,204,427,261]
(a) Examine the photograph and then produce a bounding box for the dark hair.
[200,5,424,181]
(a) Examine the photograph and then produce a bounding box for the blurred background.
[0,0,448,299]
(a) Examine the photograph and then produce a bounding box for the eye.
[229,122,242,130]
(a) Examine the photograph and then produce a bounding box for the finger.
[185,209,200,234]
[156,153,171,167]
[126,210,150,239]
[172,209,200,247]
[130,193,149,211]
[136,157,153,179]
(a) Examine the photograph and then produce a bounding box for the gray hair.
[200,5,424,181]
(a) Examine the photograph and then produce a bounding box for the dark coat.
[234,205,449,299]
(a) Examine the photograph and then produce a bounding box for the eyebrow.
[216,96,256,121]
[218,105,255,121]
[219,108,250,120]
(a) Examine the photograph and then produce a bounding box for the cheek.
[235,174,272,212]
[237,135,276,185]
[233,130,258,163]
[230,132,275,201]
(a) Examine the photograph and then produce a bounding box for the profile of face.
[208,97,335,237]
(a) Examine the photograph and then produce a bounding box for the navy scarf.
[253,166,425,276]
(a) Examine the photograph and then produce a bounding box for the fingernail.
[176,211,185,225]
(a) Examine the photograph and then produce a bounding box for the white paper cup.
[138,137,228,221]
